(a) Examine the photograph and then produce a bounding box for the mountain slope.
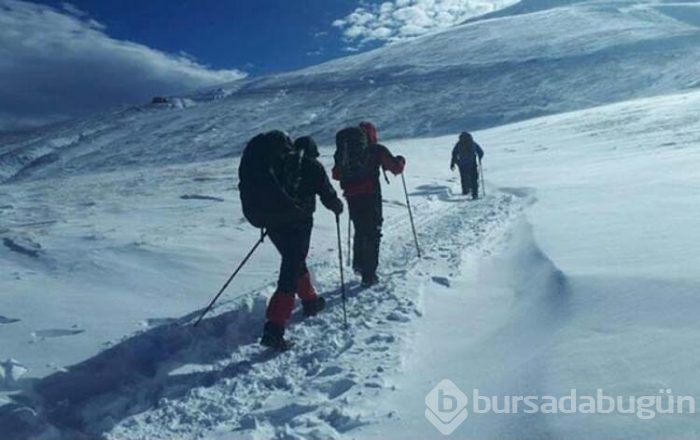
[2,87,699,439]
[2,0,700,184]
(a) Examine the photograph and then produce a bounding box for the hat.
[293,136,319,158]
[459,131,472,141]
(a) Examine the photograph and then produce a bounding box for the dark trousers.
[459,163,479,198]
[348,193,383,278]
[267,219,313,294]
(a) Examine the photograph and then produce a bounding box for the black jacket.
[451,140,484,169]
[283,153,341,216]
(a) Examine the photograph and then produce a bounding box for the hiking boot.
[302,296,326,317]
[361,274,379,288]
[260,321,293,351]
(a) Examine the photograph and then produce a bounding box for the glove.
[329,198,344,216]
[396,155,406,166]
[450,164,455,171]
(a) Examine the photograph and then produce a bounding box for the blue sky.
[31,0,370,75]
[0,0,512,130]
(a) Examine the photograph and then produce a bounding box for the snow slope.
[2,0,700,438]
[361,89,700,439]
[0,129,530,439]
[2,0,700,184]
[2,87,700,438]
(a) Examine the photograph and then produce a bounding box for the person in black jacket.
[451,132,484,199]
[262,136,343,350]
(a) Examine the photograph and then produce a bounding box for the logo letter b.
[439,389,457,412]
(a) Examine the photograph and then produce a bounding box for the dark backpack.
[457,140,477,166]
[334,127,370,185]
[238,131,305,229]
[279,151,304,201]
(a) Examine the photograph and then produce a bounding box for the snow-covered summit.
[1,0,700,184]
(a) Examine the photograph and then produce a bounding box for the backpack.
[457,139,477,166]
[334,127,370,185]
[279,151,304,201]
[238,131,305,229]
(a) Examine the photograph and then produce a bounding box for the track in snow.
[0,186,530,440]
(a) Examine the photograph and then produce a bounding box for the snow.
[2,0,700,438]
[359,90,700,439]
[2,0,700,184]
[0,147,529,438]
[3,88,700,438]
[0,359,28,391]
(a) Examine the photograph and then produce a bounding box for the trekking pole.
[401,173,422,258]
[193,231,268,327]
[335,214,348,329]
[347,215,352,267]
[479,158,486,197]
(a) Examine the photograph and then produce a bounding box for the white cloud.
[333,0,519,45]
[0,0,246,130]
[61,2,87,18]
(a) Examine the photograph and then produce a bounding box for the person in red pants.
[262,136,343,350]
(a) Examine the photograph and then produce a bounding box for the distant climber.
[332,121,405,287]
[239,131,343,350]
[450,132,484,199]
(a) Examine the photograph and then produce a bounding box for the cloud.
[60,2,87,18]
[333,0,519,45]
[0,0,246,130]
